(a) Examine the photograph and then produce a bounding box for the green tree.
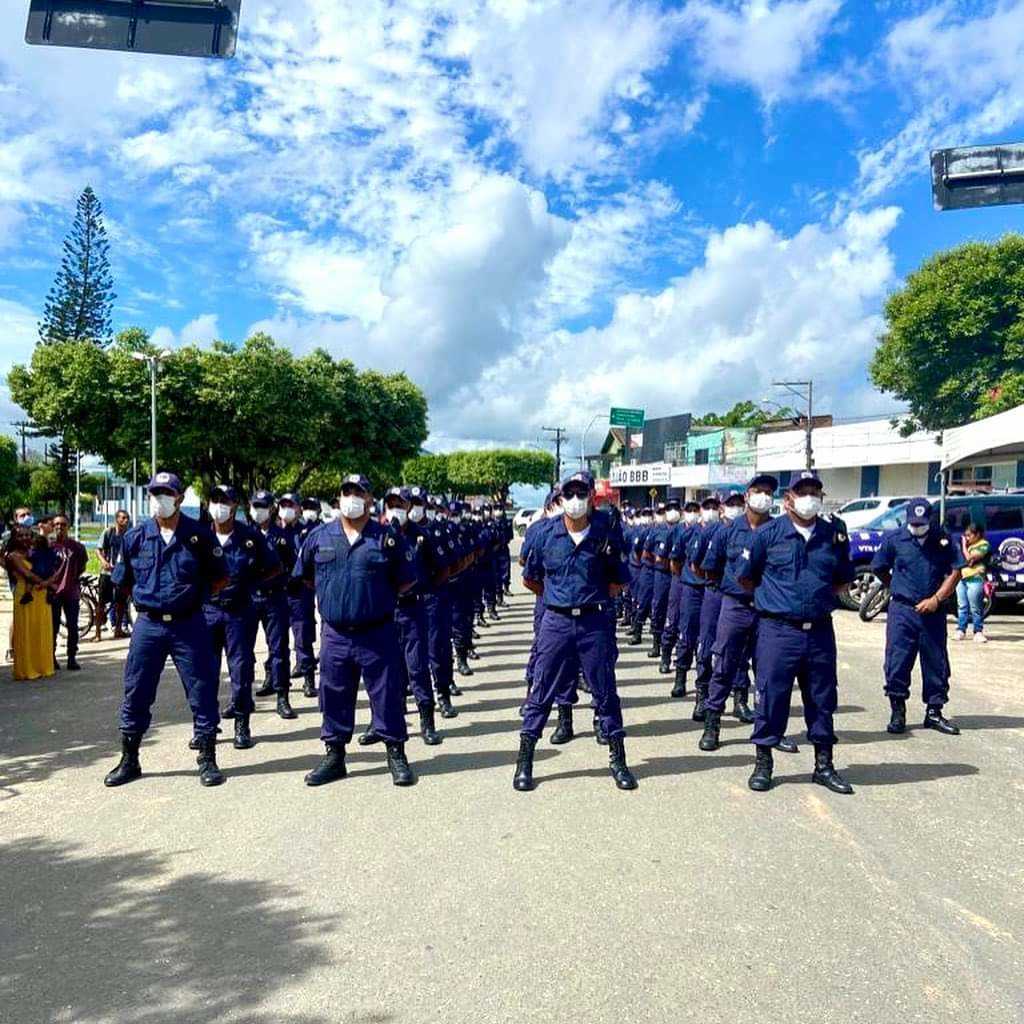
[693,400,795,428]
[402,454,452,495]
[447,449,555,505]
[871,234,1024,431]
[0,437,21,518]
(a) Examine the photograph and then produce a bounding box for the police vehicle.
[842,493,1024,610]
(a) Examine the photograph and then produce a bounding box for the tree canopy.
[403,449,555,504]
[692,400,796,428]
[871,234,1024,431]
[9,330,428,498]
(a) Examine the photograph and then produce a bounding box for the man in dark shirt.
[49,515,88,670]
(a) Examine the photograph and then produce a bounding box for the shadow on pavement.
[817,760,979,786]
[0,835,344,1024]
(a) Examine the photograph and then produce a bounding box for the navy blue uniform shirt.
[256,522,297,591]
[870,526,963,604]
[645,522,672,572]
[683,522,720,585]
[701,515,767,601]
[112,513,227,614]
[741,514,854,621]
[524,514,629,608]
[669,523,693,565]
[403,519,450,593]
[205,521,279,609]
[295,518,416,629]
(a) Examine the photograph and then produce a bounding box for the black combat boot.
[385,741,415,786]
[276,692,298,720]
[550,705,574,744]
[811,744,854,794]
[671,664,687,698]
[513,734,536,791]
[924,704,960,735]
[254,666,275,697]
[659,647,672,675]
[774,736,800,754]
[304,742,347,786]
[419,703,442,745]
[103,732,142,787]
[691,683,708,722]
[593,714,609,746]
[233,714,254,750]
[748,745,773,791]
[456,651,474,677]
[887,696,907,734]
[699,709,721,751]
[467,647,481,661]
[196,735,224,787]
[487,604,499,620]
[476,612,489,628]
[358,726,383,746]
[608,736,638,790]
[290,660,303,679]
[302,669,318,698]
[627,621,642,646]
[732,688,755,724]
[647,633,662,659]
[221,703,236,720]
[437,691,458,719]
[67,656,81,671]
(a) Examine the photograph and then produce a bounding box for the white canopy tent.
[941,404,1024,469]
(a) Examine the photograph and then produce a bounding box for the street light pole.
[580,413,608,471]
[132,349,172,479]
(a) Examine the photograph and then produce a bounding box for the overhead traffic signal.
[931,143,1024,211]
[25,0,241,59]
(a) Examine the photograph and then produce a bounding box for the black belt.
[396,592,422,607]
[546,602,608,617]
[326,616,393,635]
[137,606,201,623]
[759,611,829,631]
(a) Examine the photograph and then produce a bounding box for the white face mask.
[908,523,929,538]
[302,509,319,523]
[562,496,589,519]
[655,513,666,524]
[251,507,271,524]
[665,509,681,524]
[150,494,177,519]
[339,495,366,520]
[209,502,233,524]
[16,514,34,526]
[683,511,699,526]
[723,505,744,521]
[747,492,773,514]
[408,505,425,523]
[279,506,297,523]
[482,510,492,518]
[792,494,822,520]
[700,508,718,524]
[386,507,408,526]
[425,509,438,522]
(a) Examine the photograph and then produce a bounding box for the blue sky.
[2,0,1024,463]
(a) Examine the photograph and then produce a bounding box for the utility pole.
[771,380,814,471]
[542,426,567,484]
[11,420,33,462]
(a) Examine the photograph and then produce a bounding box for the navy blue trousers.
[884,599,950,706]
[450,576,474,653]
[525,600,579,707]
[288,589,317,673]
[661,575,683,650]
[705,595,757,713]
[423,590,454,696]
[253,589,291,693]
[634,565,653,624]
[522,608,622,740]
[204,603,258,715]
[119,612,220,738]
[650,570,671,637]
[51,594,80,659]
[751,616,838,748]
[395,599,435,707]
[695,586,723,685]
[318,620,408,744]
[675,583,705,670]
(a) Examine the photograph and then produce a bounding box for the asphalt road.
[1,582,1023,1024]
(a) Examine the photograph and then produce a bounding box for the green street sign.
[610,406,645,430]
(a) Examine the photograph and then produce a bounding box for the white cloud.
[180,313,221,345]
[681,0,842,105]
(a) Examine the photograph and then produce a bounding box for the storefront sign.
[610,462,671,487]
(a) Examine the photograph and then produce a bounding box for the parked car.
[513,508,536,536]
[836,495,912,530]
[840,493,1024,610]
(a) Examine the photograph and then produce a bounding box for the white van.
[837,496,912,530]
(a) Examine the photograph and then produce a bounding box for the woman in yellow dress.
[4,527,56,681]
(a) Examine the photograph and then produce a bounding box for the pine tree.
[39,185,115,345]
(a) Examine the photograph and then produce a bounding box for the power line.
[542,426,567,484]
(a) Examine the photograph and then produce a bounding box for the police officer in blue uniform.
[296,474,417,787]
[203,485,280,750]
[516,470,636,791]
[664,501,700,695]
[448,501,478,677]
[249,490,297,720]
[870,498,963,736]
[675,497,718,714]
[287,496,321,698]
[739,470,855,794]
[416,490,458,719]
[626,508,653,646]
[644,501,674,664]
[495,505,513,598]
[691,495,725,721]
[104,472,228,788]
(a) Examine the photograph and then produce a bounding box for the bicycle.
[858,565,996,623]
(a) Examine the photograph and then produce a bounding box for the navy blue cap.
[906,498,933,525]
[301,496,320,511]
[407,486,427,503]
[561,469,595,491]
[448,500,463,514]
[278,492,301,505]
[665,499,680,510]
[209,484,239,503]
[250,489,275,507]
[641,507,652,515]
[342,474,372,493]
[747,473,779,492]
[385,486,410,502]
[790,469,822,489]
[701,495,721,508]
[656,502,667,513]
[723,491,746,505]
[147,471,183,495]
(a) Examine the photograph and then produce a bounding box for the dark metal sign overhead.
[931,143,1024,211]
[26,0,241,59]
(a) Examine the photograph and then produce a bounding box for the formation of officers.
[103,465,965,795]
